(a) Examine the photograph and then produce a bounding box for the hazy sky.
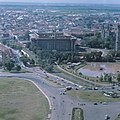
[0,0,120,4]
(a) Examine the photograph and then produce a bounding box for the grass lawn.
[53,65,91,87]
[61,64,86,74]
[2,69,32,73]
[116,114,120,120]
[67,90,120,102]
[0,78,49,120]
[45,78,64,87]
[72,108,84,120]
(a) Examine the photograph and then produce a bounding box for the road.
[0,72,74,120]
[1,43,119,119]
[0,71,120,120]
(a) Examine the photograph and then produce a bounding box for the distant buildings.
[101,23,111,40]
[30,32,76,51]
[1,4,120,52]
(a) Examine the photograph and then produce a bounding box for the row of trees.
[20,55,35,67]
[100,73,113,83]
[36,50,81,72]
[1,58,21,72]
[84,51,115,62]
[26,43,83,72]
[99,73,120,83]
[117,73,120,82]
[81,35,115,49]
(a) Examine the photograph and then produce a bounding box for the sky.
[0,0,120,4]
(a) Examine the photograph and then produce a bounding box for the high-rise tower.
[115,24,120,51]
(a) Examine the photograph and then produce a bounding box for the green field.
[45,78,64,87]
[67,90,120,102]
[116,114,120,120]
[2,69,32,73]
[53,65,92,87]
[0,78,49,120]
[72,108,84,120]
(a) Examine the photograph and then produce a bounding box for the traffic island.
[67,90,120,102]
[72,108,84,120]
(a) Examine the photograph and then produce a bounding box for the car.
[75,87,79,90]
[118,83,120,86]
[66,86,72,90]
[112,86,115,89]
[94,103,98,105]
[102,102,108,105]
[63,92,66,95]
[74,84,78,87]
[64,89,67,92]
[53,96,56,99]
[60,92,66,95]
[87,87,93,90]
[94,87,98,90]
[80,103,86,106]
[105,115,110,120]
[117,89,120,91]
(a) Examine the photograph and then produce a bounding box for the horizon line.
[0,2,120,5]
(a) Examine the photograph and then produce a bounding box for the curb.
[28,80,52,110]
[23,79,52,120]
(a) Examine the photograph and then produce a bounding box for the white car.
[105,114,110,120]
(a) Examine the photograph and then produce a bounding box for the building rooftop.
[30,32,75,41]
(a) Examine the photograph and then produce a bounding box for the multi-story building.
[115,24,120,51]
[30,32,76,51]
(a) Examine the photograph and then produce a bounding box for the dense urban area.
[0,3,120,120]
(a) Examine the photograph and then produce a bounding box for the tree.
[45,65,53,73]
[2,39,7,45]
[26,42,31,49]
[30,59,35,65]
[99,75,103,82]
[117,73,120,82]
[16,65,21,71]
[4,60,14,71]
[107,74,112,83]
[20,55,30,66]
[103,73,112,83]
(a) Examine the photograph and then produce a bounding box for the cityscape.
[0,2,120,120]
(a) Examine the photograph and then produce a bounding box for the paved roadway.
[0,71,120,120]
[1,43,120,120]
